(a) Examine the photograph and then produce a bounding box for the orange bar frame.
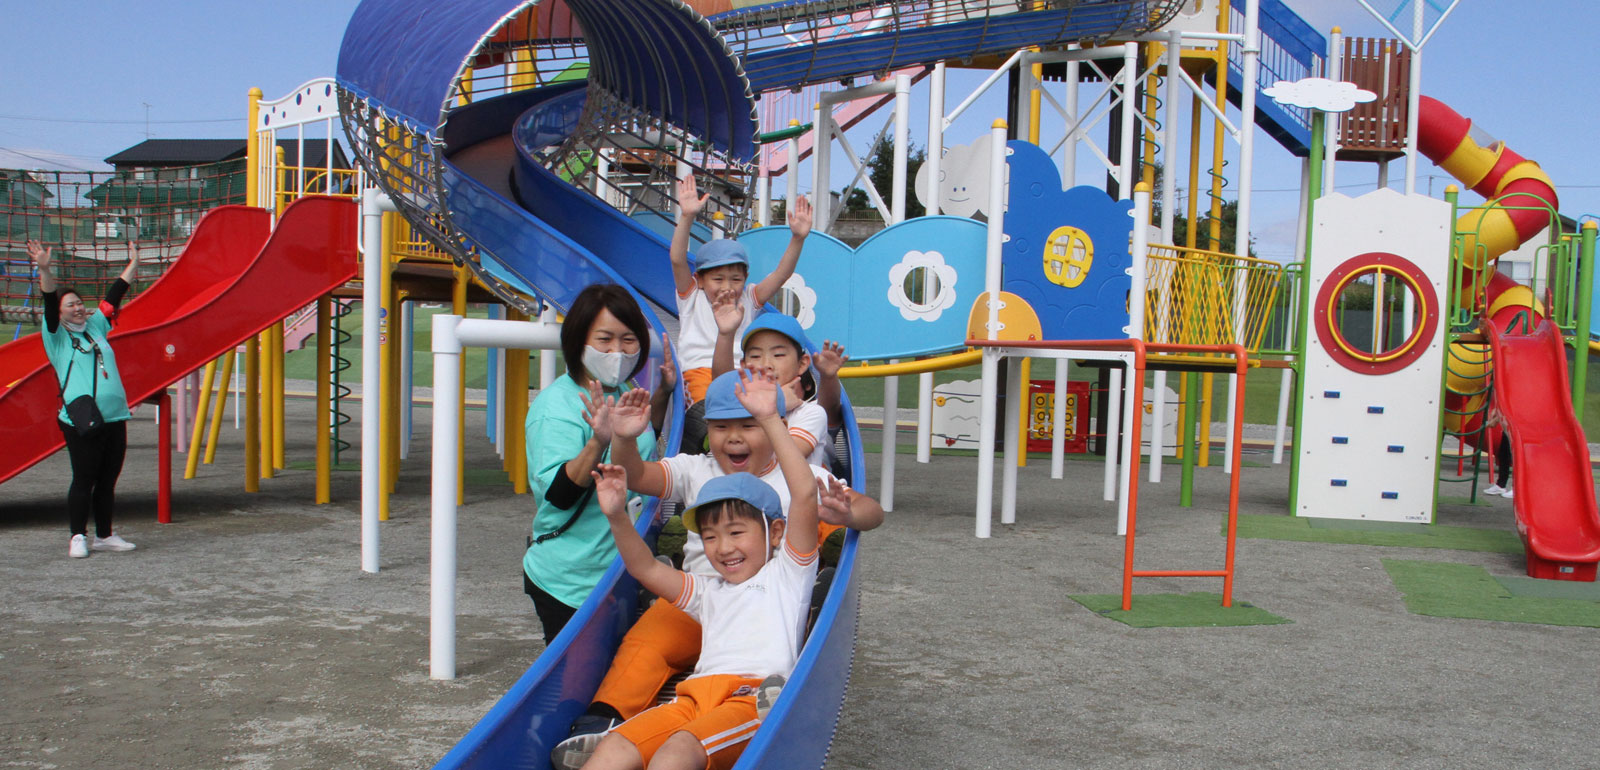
[968,338,1246,610]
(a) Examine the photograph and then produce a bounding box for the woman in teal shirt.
[29,239,140,559]
[524,284,672,643]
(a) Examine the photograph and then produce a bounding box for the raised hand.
[579,381,615,445]
[611,387,654,440]
[788,194,813,239]
[817,476,853,526]
[591,463,630,519]
[735,366,781,419]
[712,288,744,335]
[25,239,52,270]
[657,332,677,389]
[813,340,849,379]
[677,173,708,219]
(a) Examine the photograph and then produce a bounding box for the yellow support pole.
[246,88,262,208]
[259,329,275,479]
[272,320,285,470]
[245,338,260,492]
[316,296,332,504]
[183,359,218,479]
[1195,11,1231,470]
[378,213,395,520]
[1017,358,1031,467]
[204,350,235,465]
[507,311,530,494]
[1027,57,1042,144]
[453,265,469,505]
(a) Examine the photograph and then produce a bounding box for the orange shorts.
[593,599,703,718]
[683,367,715,405]
[611,674,763,770]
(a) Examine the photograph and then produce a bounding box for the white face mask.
[583,345,638,388]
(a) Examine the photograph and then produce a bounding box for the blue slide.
[336,1,1180,767]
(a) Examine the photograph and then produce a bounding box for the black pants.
[524,572,577,645]
[59,420,127,538]
[679,399,708,455]
[1495,433,1512,487]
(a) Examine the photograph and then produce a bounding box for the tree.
[842,136,925,219]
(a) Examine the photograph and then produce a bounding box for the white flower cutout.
[773,272,818,329]
[1263,77,1376,114]
[887,250,959,322]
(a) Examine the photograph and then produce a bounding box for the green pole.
[1434,186,1462,521]
[1575,222,1596,420]
[1286,110,1325,516]
[1180,371,1198,508]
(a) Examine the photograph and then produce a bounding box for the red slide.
[0,196,358,486]
[1484,316,1600,581]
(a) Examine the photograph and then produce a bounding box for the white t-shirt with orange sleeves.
[675,285,761,371]
[785,398,829,469]
[657,453,841,577]
[671,537,818,679]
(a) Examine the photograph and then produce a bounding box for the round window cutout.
[901,265,943,310]
[773,287,804,318]
[1313,253,1439,375]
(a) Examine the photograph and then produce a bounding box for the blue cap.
[703,370,785,420]
[693,239,749,273]
[683,472,783,533]
[741,312,814,354]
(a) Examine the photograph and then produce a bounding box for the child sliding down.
[583,369,820,770]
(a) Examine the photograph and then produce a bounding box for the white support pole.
[1102,367,1123,503]
[878,74,911,507]
[1224,0,1262,476]
[757,173,771,227]
[1129,182,1157,484]
[430,315,562,681]
[360,188,396,575]
[539,303,558,388]
[1150,372,1166,482]
[1117,42,1138,199]
[489,304,505,458]
[1116,356,1139,536]
[1324,28,1343,197]
[1277,158,1311,465]
[918,65,945,467]
[975,122,1008,539]
[1062,48,1079,184]
[1001,356,1022,525]
[402,300,415,457]
[786,124,801,213]
[1401,4,1422,337]
[1273,367,1294,465]
[430,313,462,680]
[1161,30,1181,243]
[1051,360,1068,479]
[812,102,831,232]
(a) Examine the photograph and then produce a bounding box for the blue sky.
[2,1,1595,261]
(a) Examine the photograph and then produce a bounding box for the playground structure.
[2,0,1599,767]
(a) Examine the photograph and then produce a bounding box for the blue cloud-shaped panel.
[1002,140,1134,342]
[738,216,986,360]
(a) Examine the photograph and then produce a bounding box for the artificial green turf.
[1069,592,1291,628]
[1233,514,1522,554]
[1382,559,1600,627]
[1493,575,1600,601]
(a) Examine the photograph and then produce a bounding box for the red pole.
[158,391,172,524]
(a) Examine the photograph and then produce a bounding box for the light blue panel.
[740,216,985,360]
[1002,140,1134,342]
[738,227,855,351]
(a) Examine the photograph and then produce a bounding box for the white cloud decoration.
[1262,77,1377,114]
[777,272,818,329]
[914,134,995,218]
[886,250,959,322]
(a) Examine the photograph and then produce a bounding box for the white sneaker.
[69,534,89,558]
[1483,484,1507,496]
[1501,487,1514,499]
[90,533,136,552]
[755,674,786,721]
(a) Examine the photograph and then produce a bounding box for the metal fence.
[1144,243,1286,354]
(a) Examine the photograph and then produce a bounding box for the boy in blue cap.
[671,173,812,407]
[583,369,820,770]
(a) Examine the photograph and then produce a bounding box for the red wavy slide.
[0,196,358,486]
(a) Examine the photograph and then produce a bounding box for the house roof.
[104,139,350,169]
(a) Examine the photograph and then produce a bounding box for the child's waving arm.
[751,195,811,307]
[818,476,885,531]
[709,288,744,377]
[737,368,818,555]
[812,340,849,429]
[671,174,708,297]
[595,463,682,602]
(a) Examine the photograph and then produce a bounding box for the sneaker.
[69,534,89,558]
[755,674,786,721]
[1483,484,1507,496]
[91,533,136,552]
[549,714,622,770]
[1501,487,1514,499]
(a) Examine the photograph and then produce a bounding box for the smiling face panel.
[913,134,994,218]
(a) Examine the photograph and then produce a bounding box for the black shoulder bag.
[531,446,610,546]
[58,332,106,436]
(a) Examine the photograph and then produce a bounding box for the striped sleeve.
[672,572,702,616]
[782,537,819,567]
